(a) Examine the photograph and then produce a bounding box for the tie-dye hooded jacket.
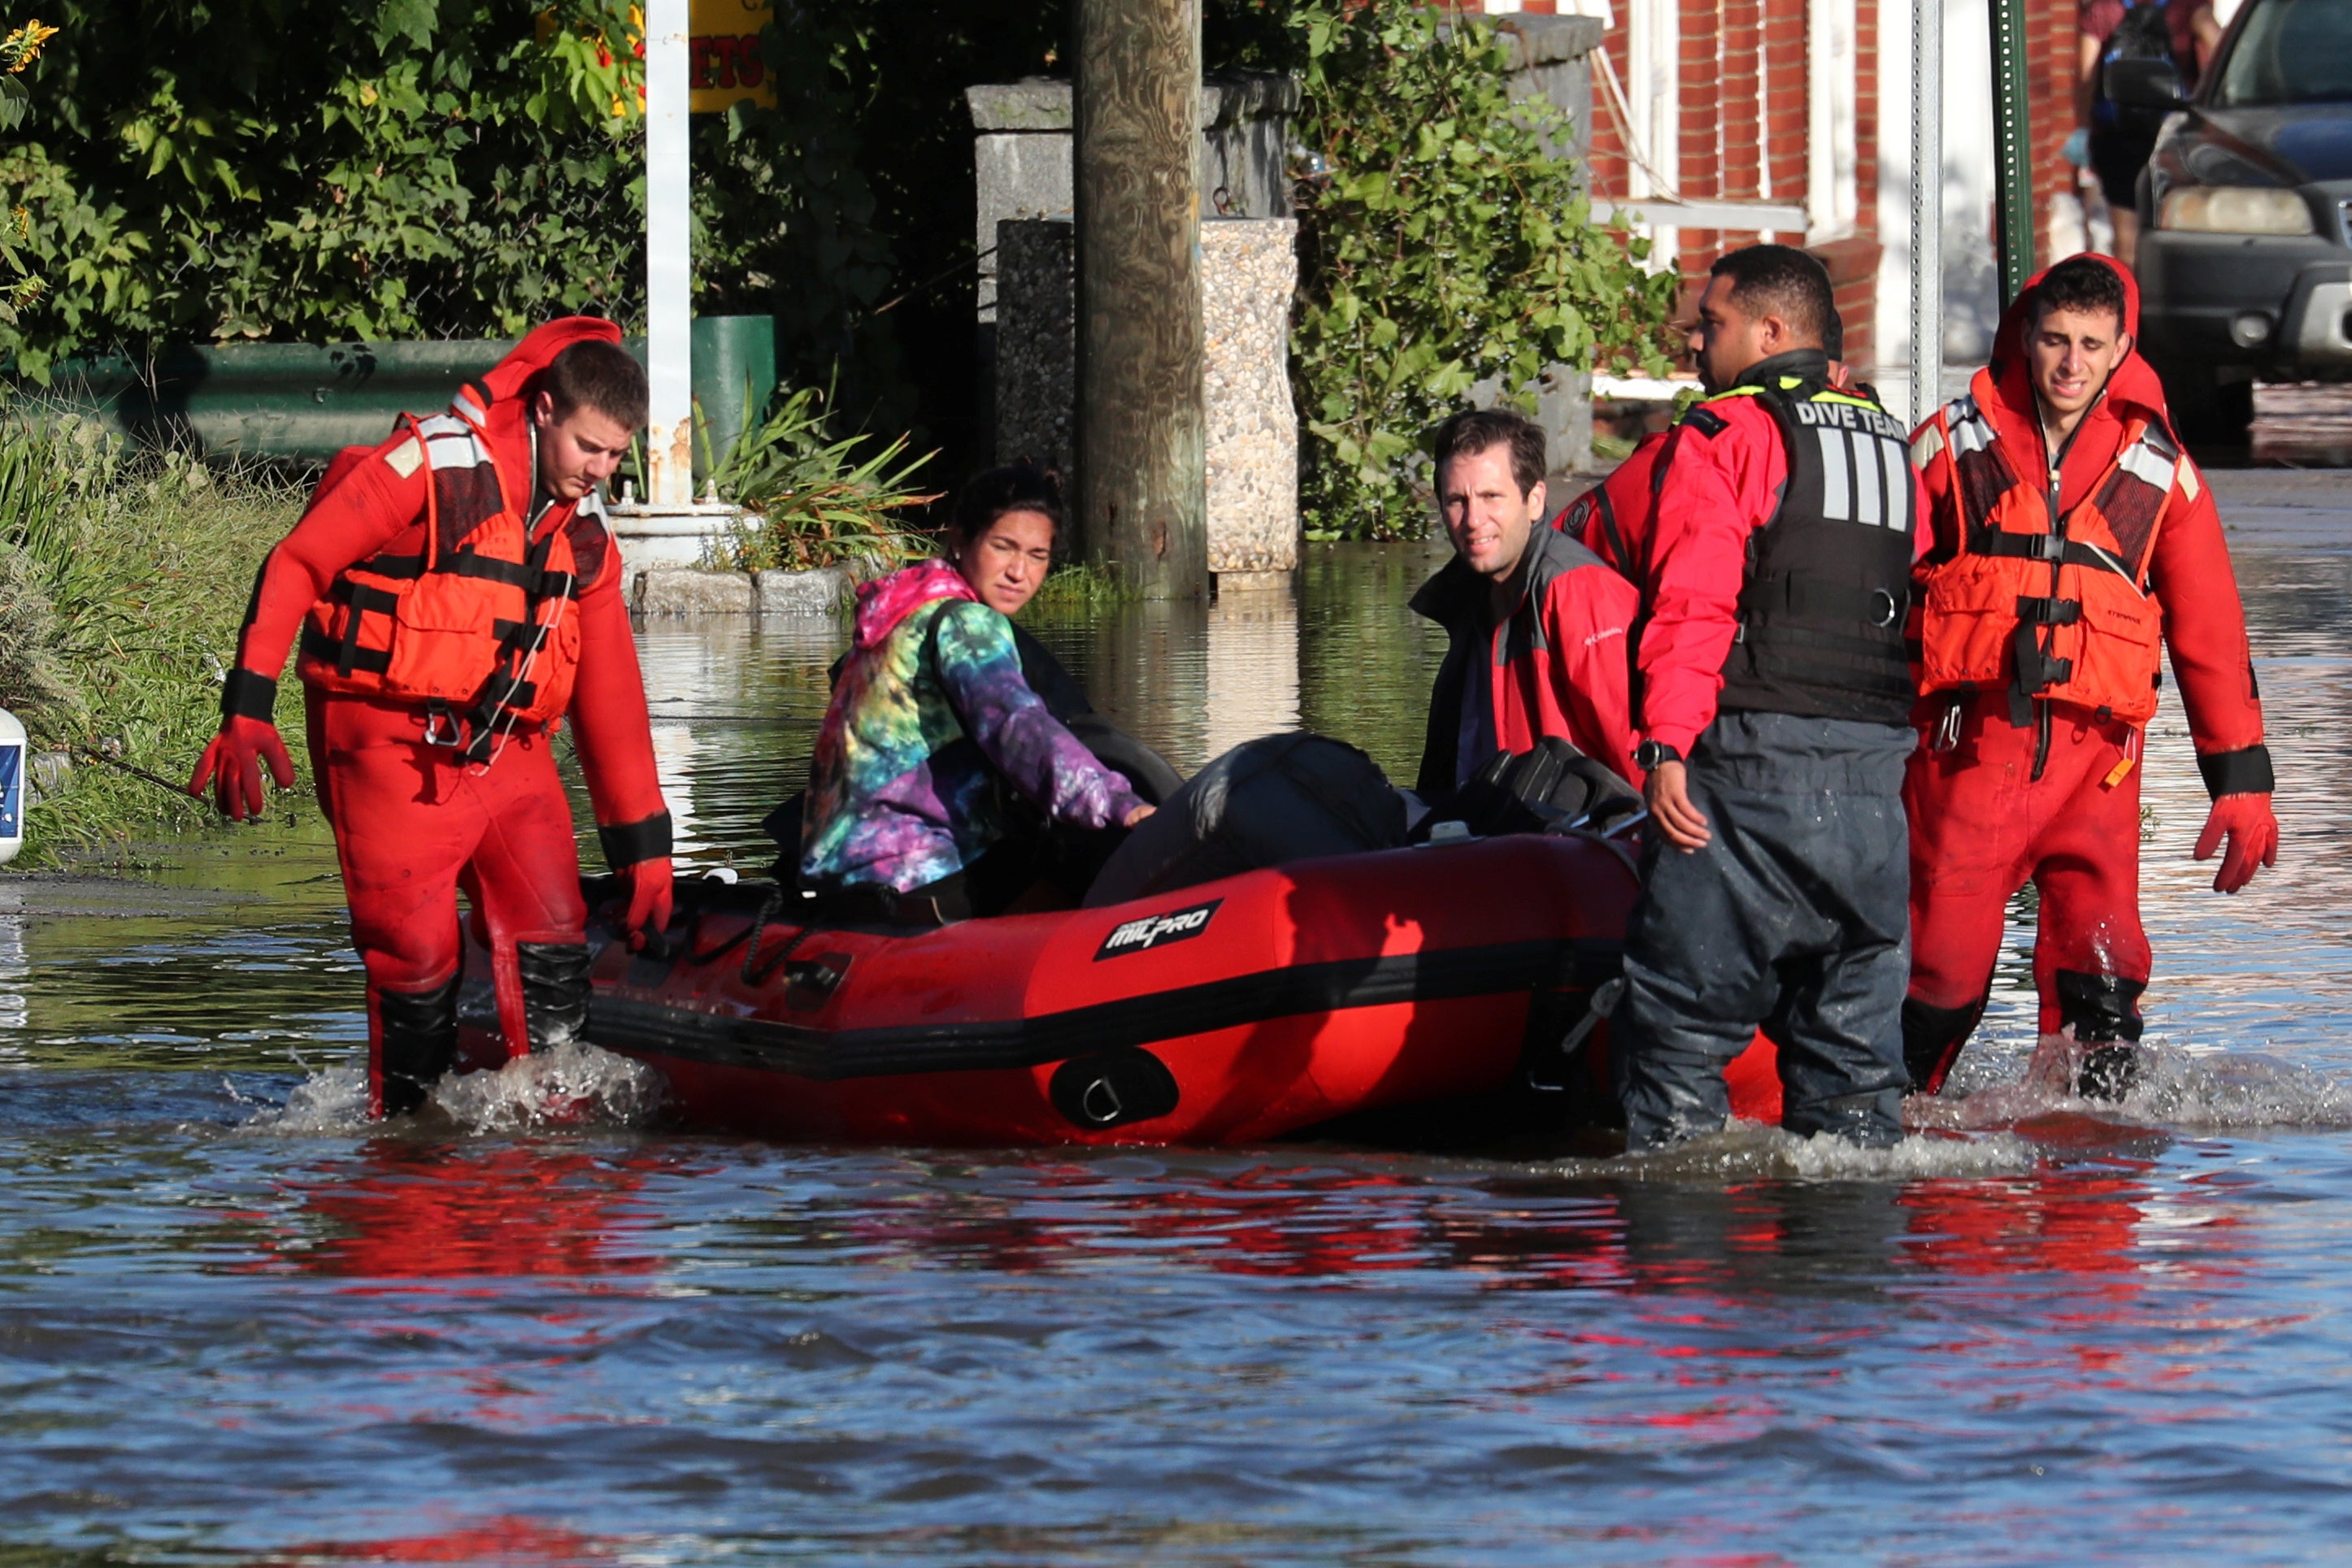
[799,558,1146,892]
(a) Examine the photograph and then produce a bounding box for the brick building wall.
[1467,0,1890,369]
[1465,0,2088,380]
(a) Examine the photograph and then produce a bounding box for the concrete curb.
[630,562,873,616]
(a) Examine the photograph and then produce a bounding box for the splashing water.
[241,1041,665,1136]
[1550,1124,2039,1183]
[433,1040,667,1132]
[1908,1032,2352,1133]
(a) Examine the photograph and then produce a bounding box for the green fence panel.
[28,319,778,477]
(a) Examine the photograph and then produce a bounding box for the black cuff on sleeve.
[220,668,277,723]
[2197,744,2275,800]
[598,810,673,870]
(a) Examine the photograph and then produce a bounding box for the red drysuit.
[193,319,672,1115]
[1553,429,1667,580]
[1902,256,2276,1092]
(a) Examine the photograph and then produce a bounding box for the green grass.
[0,415,304,863]
[1020,559,1140,613]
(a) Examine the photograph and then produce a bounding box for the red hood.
[1985,254,2169,425]
[454,316,626,436]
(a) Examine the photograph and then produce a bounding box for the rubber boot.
[1902,994,1988,1096]
[2055,969,2147,1101]
[374,972,462,1118]
[516,941,592,1052]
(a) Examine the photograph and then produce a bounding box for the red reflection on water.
[250,1514,617,1564]
[259,1143,659,1283]
[1899,1172,2145,1279]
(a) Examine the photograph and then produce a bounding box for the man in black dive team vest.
[1612,245,1926,1149]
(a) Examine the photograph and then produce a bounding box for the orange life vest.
[298,410,586,758]
[1912,393,2185,726]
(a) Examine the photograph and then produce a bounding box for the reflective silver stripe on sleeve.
[1911,423,1946,470]
[1946,397,1998,459]
[2118,439,2179,494]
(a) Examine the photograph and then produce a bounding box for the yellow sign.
[689,0,776,112]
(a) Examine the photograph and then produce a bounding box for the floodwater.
[8,470,2352,1564]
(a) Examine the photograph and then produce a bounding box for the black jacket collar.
[1722,346,1832,395]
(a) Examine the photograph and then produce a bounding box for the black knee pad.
[1902,994,1987,1096]
[376,972,462,1117]
[2055,970,2147,1101]
[516,941,593,1052]
[2054,970,2145,1044]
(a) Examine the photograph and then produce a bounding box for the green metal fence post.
[1990,0,2036,306]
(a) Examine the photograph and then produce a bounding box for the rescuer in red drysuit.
[1411,407,1643,797]
[1903,254,2277,1100]
[189,319,675,1117]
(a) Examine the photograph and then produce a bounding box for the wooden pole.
[1074,0,1206,599]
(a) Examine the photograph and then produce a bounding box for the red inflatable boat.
[456,830,1783,1146]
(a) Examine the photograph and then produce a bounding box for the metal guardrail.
[23,316,777,471]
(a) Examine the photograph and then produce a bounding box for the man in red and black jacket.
[1411,408,1643,800]
[1612,245,1928,1149]
[1903,254,2276,1098]
[189,319,675,1117]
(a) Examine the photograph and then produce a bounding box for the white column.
[1911,0,1945,421]
[1625,0,1680,265]
[644,0,693,507]
[1806,0,1859,242]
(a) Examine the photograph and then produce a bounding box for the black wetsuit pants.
[1613,712,1915,1149]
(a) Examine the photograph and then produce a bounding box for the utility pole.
[1073,0,1207,599]
[1989,0,2035,306]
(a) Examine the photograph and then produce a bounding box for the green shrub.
[696,384,938,575]
[1288,0,1680,539]
[0,0,645,380]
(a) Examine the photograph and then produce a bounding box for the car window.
[2213,0,2352,104]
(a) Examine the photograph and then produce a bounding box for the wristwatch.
[1634,739,1682,771]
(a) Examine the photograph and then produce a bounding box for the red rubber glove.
[619,857,674,950]
[2193,792,2279,894]
[187,716,296,822]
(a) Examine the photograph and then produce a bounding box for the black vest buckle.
[2010,623,2075,694]
[2014,594,2082,627]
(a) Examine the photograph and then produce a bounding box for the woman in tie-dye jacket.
[799,463,1154,907]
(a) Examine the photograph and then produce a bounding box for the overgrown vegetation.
[0,0,1072,461]
[0,1,646,380]
[1286,0,1679,538]
[0,0,1678,551]
[696,384,938,574]
[0,415,300,858]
